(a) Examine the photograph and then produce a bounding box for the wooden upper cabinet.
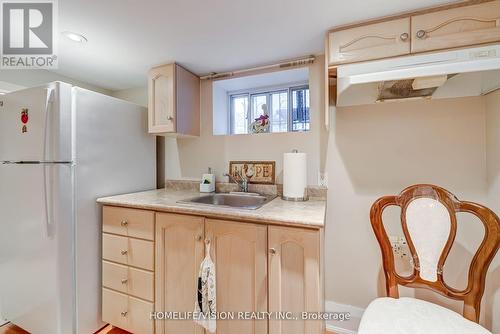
[328,18,411,65]
[268,226,321,334]
[148,63,200,136]
[155,213,205,334]
[206,219,268,334]
[411,1,500,53]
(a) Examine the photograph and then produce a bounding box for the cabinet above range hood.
[336,45,500,107]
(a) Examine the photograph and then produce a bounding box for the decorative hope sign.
[229,161,276,185]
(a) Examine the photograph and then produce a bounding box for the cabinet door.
[268,226,321,334]
[206,219,267,334]
[155,213,205,334]
[148,64,176,133]
[412,2,500,53]
[328,18,410,65]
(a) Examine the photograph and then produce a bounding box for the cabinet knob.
[416,30,427,39]
[269,248,277,255]
[167,116,174,121]
[195,235,203,241]
[120,220,128,227]
[121,250,128,255]
[121,311,128,317]
[399,32,409,42]
[121,279,128,284]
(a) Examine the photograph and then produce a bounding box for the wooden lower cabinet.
[103,205,323,334]
[206,219,268,334]
[155,213,205,334]
[268,226,322,334]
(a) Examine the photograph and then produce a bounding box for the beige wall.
[485,89,500,333]
[111,86,148,107]
[326,95,500,331]
[164,56,328,184]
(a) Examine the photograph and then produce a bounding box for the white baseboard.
[326,323,358,334]
[325,300,365,334]
[325,300,365,318]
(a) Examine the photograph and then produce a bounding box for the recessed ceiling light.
[62,31,88,43]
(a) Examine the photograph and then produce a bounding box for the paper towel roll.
[283,151,308,201]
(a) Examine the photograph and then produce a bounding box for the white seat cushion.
[358,297,491,334]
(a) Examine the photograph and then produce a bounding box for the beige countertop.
[97,189,326,228]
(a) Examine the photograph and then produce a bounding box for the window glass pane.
[250,94,268,120]
[271,91,288,133]
[291,88,310,131]
[250,94,269,133]
[231,95,248,134]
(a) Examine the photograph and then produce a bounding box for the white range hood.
[336,45,500,107]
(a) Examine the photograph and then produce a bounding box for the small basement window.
[213,67,310,136]
[228,85,309,135]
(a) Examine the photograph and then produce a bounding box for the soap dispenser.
[200,167,216,193]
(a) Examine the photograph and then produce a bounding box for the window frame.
[229,93,250,135]
[289,85,310,132]
[227,81,309,135]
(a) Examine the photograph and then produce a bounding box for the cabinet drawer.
[328,18,410,65]
[102,287,128,330]
[103,206,155,240]
[103,261,154,301]
[103,233,154,270]
[412,2,500,53]
[102,288,154,334]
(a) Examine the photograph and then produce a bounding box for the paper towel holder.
[282,149,309,202]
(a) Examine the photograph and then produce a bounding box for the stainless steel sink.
[178,192,276,210]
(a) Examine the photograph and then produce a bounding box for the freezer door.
[0,83,72,162]
[0,163,74,334]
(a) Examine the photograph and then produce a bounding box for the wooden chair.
[358,184,500,334]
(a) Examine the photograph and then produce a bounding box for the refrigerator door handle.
[43,163,53,237]
[1,161,73,164]
[43,88,55,238]
[43,88,54,162]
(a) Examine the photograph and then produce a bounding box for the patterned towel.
[194,241,216,333]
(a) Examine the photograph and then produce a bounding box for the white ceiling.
[55,0,455,91]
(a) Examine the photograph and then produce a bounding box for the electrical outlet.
[389,235,410,260]
[318,172,328,188]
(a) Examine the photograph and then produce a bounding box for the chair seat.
[358,297,491,334]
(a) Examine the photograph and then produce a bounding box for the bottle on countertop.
[200,167,216,193]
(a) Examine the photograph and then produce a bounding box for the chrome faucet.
[224,171,249,192]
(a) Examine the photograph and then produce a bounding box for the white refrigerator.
[0,82,156,334]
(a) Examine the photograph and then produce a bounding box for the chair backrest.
[370,184,500,322]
